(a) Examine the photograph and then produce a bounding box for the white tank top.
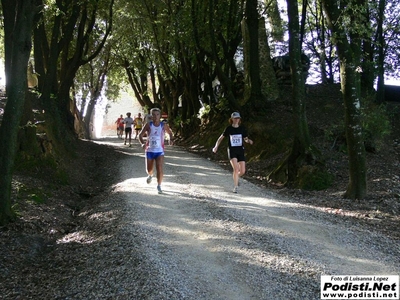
[146,122,165,153]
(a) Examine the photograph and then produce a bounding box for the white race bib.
[149,136,161,148]
[230,134,242,147]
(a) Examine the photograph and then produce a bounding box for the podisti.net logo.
[321,275,399,299]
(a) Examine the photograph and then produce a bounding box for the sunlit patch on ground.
[57,231,112,244]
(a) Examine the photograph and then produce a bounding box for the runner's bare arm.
[138,123,150,147]
[212,135,224,153]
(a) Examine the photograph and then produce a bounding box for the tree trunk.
[268,0,320,187]
[360,5,375,97]
[341,63,367,199]
[321,0,367,199]
[242,0,267,111]
[375,0,386,104]
[33,6,65,152]
[258,17,279,102]
[0,0,36,225]
[287,0,312,157]
[33,0,113,151]
[84,97,96,139]
[18,92,42,156]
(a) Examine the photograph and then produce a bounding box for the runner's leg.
[238,161,246,177]
[230,158,240,188]
[155,155,164,186]
[146,157,154,177]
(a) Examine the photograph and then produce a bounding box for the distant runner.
[115,114,124,139]
[123,112,134,147]
[133,113,143,140]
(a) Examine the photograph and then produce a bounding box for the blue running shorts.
[146,152,164,160]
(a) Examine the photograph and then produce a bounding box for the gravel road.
[7,138,398,299]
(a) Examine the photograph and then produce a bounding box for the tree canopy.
[1,0,400,223]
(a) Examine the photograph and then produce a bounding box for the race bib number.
[149,136,161,148]
[230,134,242,147]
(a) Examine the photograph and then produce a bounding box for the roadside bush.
[297,166,334,190]
[361,100,391,152]
[323,100,391,153]
[198,104,211,120]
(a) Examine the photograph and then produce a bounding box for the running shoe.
[146,175,152,184]
[157,185,162,194]
[233,186,238,193]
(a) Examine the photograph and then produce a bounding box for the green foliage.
[323,122,347,152]
[324,123,344,142]
[55,169,69,185]
[323,98,391,153]
[15,182,48,205]
[215,97,230,113]
[15,154,69,185]
[361,100,391,151]
[197,104,211,119]
[246,120,292,160]
[27,192,46,204]
[11,204,21,217]
[297,166,334,190]
[173,114,188,128]
[387,103,400,122]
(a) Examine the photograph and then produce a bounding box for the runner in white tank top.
[145,122,166,154]
[138,108,174,194]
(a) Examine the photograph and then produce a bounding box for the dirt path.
[95,137,399,299]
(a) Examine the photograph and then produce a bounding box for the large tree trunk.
[0,0,36,225]
[375,0,386,104]
[242,0,267,111]
[33,4,65,152]
[287,0,311,153]
[341,63,367,199]
[322,0,367,199]
[18,92,42,156]
[82,52,110,139]
[268,0,320,187]
[360,6,375,97]
[84,97,96,139]
[33,0,113,151]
